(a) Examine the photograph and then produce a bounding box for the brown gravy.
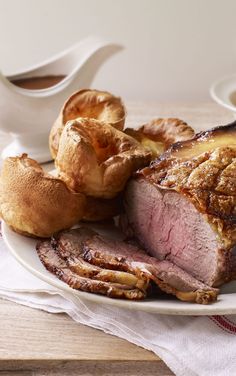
[11,75,65,90]
[230,91,236,107]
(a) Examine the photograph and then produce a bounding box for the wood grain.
[0,101,233,375]
[0,300,172,375]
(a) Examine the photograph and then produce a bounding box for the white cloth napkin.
[1,226,236,376]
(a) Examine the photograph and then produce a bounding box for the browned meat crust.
[160,119,236,159]
[139,121,236,250]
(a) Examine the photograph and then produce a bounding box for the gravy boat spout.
[0,36,123,162]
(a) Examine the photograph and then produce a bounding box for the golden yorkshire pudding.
[125,118,195,158]
[50,89,126,158]
[83,195,123,222]
[55,118,151,199]
[0,154,86,238]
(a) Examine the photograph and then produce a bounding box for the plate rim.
[2,221,236,316]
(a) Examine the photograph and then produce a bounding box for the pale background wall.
[0,0,235,102]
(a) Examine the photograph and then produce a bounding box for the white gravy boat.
[0,36,123,162]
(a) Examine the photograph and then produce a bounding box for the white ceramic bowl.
[210,74,236,118]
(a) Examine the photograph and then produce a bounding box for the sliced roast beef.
[82,233,218,304]
[37,239,145,300]
[53,227,96,259]
[55,228,147,291]
[123,122,236,287]
[50,227,218,304]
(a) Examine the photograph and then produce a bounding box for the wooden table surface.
[0,102,233,375]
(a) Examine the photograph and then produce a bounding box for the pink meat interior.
[124,179,222,286]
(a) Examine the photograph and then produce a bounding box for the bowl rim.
[210,73,236,112]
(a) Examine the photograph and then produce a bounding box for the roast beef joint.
[123,121,236,288]
[37,120,236,305]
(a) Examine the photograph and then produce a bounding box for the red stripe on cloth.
[222,315,236,328]
[210,316,230,334]
[210,315,236,334]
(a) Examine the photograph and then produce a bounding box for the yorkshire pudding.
[55,118,151,199]
[0,154,86,238]
[125,118,195,158]
[50,89,126,158]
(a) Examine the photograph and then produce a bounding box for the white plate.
[2,221,236,315]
